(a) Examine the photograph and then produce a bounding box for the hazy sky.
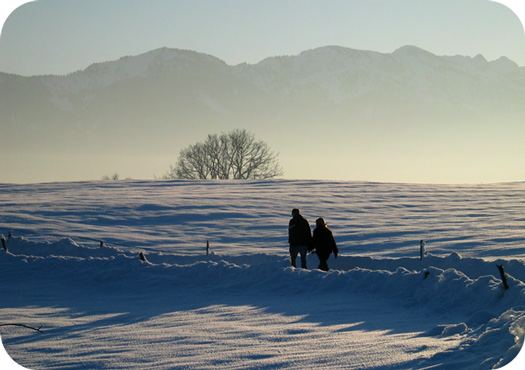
[1,0,525,76]
[0,1,524,184]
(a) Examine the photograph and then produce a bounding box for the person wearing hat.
[311,217,339,271]
[288,208,312,269]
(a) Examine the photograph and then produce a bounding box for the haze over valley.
[1,45,524,184]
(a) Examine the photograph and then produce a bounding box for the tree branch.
[0,324,43,332]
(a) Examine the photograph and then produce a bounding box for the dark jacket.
[312,226,338,258]
[288,214,312,247]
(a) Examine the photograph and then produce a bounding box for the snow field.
[1,179,524,369]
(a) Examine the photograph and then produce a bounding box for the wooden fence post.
[419,240,426,260]
[206,240,210,256]
[497,265,509,290]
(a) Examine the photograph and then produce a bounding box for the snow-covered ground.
[0,179,524,369]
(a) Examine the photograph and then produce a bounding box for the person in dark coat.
[311,217,338,271]
[288,208,312,269]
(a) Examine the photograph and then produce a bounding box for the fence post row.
[0,230,516,294]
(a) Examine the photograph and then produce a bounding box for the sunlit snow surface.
[0,180,524,369]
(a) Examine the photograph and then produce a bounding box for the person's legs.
[289,246,298,267]
[298,246,308,269]
[317,254,329,271]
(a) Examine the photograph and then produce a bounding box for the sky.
[0,0,524,184]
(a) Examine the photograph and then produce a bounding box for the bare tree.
[166,129,283,180]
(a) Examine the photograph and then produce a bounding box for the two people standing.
[288,208,339,271]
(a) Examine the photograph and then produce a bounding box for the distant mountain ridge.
[3,45,524,113]
[1,45,524,182]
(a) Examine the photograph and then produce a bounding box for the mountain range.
[1,45,524,183]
